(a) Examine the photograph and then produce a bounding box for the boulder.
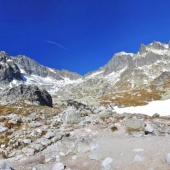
[52,162,65,170]
[61,107,82,124]
[31,143,44,152]
[102,157,113,170]
[22,147,35,156]
[23,139,32,144]
[52,135,62,143]
[45,132,55,139]
[41,139,52,146]
[88,152,100,160]
[152,113,160,118]
[145,124,154,134]
[124,118,145,131]
[0,84,53,107]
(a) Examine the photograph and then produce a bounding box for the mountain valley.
[1,41,170,170]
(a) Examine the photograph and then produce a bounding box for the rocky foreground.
[0,101,170,170]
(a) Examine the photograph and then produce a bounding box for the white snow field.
[115,99,170,116]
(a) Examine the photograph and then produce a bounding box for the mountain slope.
[0,51,82,93]
[1,41,170,107]
[55,41,170,106]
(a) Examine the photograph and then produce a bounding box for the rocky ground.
[0,101,170,170]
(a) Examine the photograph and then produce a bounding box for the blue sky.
[0,0,170,75]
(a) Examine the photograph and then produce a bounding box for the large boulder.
[61,107,82,124]
[0,84,53,107]
[124,118,145,131]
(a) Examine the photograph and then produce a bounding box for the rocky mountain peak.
[0,51,11,62]
[0,52,23,85]
[102,52,134,75]
[148,41,168,50]
[139,44,147,54]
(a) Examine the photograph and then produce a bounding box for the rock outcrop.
[0,84,53,107]
[0,51,23,85]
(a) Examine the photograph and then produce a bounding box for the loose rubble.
[0,101,170,169]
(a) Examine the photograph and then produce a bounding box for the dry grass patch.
[101,88,165,107]
[0,102,61,116]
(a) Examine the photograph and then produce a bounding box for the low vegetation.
[100,88,165,107]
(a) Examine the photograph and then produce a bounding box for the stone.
[152,113,160,118]
[145,124,154,134]
[8,116,21,124]
[61,107,82,124]
[22,147,35,156]
[52,135,62,143]
[41,139,52,146]
[23,139,32,144]
[103,163,113,170]
[133,132,143,138]
[32,167,37,170]
[28,122,42,128]
[102,157,113,167]
[78,139,91,153]
[164,153,170,163]
[88,152,100,160]
[45,132,55,139]
[0,162,13,170]
[31,143,44,151]
[133,155,144,162]
[125,118,145,130]
[60,137,77,152]
[36,128,42,135]
[0,125,8,134]
[154,120,164,128]
[52,162,65,170]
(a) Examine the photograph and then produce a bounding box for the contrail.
[46,40,67,50]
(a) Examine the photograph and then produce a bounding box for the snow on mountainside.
[0,51,82,94]
[56,41,170,107]
[1,41,170,107]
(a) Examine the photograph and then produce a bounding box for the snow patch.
[85,70,103,79]
[48,68,56,73]
[115,99,170,116]
[115,51,135,56]
[106,67,127,84]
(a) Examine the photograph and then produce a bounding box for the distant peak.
[148,41,168,49]
[139,41,169,55]
[0,51,7,54]
[114,51,135,56]
[139,44,147,54]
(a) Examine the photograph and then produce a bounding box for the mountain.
[0,51,82,93]
[1,41,170,107]
[55,41,170,106]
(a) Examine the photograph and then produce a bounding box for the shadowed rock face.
[12,55,81,80]
[103,53,133,75]
[0,52,23,84]
[0,51,82,87]
[0,84,53,107]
